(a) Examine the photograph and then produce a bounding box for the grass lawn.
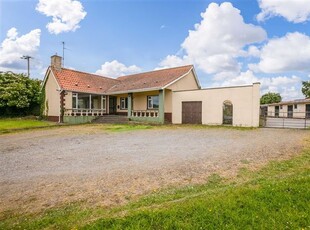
[1,137,309,229]
[0,118,55,134]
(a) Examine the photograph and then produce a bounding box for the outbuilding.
[172,83,260,127]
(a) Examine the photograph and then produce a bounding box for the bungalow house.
[43,55,260,127]
[43,55,200,124]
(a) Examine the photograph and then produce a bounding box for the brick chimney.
[51,54,62,70]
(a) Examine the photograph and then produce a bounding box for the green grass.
[0,118,55,134]
[1,138,309,230]
[103,124,153,132]
[83,149,310,230]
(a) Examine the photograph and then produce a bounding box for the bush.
[0,72,42,117]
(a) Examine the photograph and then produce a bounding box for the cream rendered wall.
[132,91,158,110]
[294,104,305,118]
[167,70,199,91]
[44,71,60,116]
[279,105,287,117]
[65,91,72,109]
[267,105,275,116]
[165,70,199,113]
[165,89,172,113]
[172,83,260,127]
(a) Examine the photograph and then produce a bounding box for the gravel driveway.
[0,125,307,214]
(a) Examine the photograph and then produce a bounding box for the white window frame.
[120,97,128,110]
[101,96,106,112]
[72,93,78,109]
[147,95,159,110]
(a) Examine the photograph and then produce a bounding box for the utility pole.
[20,55,33,77]
[62,41,65,67]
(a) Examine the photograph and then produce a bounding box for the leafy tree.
[260,92,282,105]
[0,72,42,116]
[301,81,310,98]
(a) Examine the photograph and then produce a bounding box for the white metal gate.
[264,117,310,129]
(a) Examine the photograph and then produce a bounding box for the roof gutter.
[106,87,162,95]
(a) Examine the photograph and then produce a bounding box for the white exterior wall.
[268,104,307,118]
[294,104,306,118]
[172,83,260,127]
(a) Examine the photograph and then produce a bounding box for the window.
[147,95,159,109]
[294,104,297,109]
[91,95,100,109]
[72,93,78,109]
[120,97,128,110]
[77,94,90,109]
[280,105,283,109]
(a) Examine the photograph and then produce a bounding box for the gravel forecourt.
[0,125,307,215]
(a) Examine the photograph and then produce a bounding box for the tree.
[260,92,282,105]
[301,81,310,98]
[0,72,42,116]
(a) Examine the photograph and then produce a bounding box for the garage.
[182,101,202,124]
[172,83,260,127]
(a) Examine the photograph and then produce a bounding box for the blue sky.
[1,0,310,100]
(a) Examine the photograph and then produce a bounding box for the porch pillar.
[128,93,133,118]
[159,89,165,124]
[59,90,65,123]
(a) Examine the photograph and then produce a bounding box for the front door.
[109,96,117,114]
[287,105,293,118]
[275,106,279,117]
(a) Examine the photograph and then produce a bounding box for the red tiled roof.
[50,65,194,94]
[107,65,193,93]
[51,67,119,94]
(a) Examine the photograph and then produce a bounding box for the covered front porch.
[108,89,166,124]
[62,90,167,124]
[63,92,107,123]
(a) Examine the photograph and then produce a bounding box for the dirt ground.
[0,125,307,215]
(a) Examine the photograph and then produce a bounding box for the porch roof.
[49,65,194,94]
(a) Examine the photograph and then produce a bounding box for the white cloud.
[95,60,141,78]
[247,45,261,57]
[212,70,302,100]
[260,75,303,100]
[157,55,191,69]
[250,32,310,73]
[257,0,310,23]
[158,2,266,74]
[0,27,41,72]
[215,70,259,87]
[36,0,87,34]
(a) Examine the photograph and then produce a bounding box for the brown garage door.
[182,101,202,124]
